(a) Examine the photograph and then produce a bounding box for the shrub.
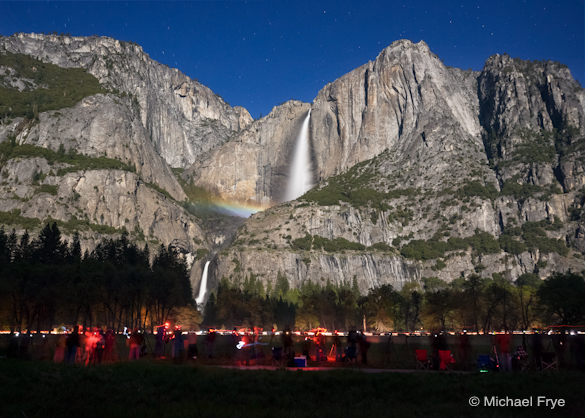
[0,51,106,118]
[500,180,542,200]
[0,209,41,229]
[400,239,449,260]
[387,207,414,225]
[291,234,312,251]
[401,231,500,260]
[37,184,58,195]
[369,242,393,252]
[497,129,556,167]
[314,236,365,252]
[196,248,210,260]
[465,231,500,254]
[291,234,365,252]
[0,141,135,174]
[301,154,415,208]
[498,234,527,255]
[144,182,173,200]
[456,181,499,200]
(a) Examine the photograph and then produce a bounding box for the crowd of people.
[5,326,585,371]
[421,329,585,372]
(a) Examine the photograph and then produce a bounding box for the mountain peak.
[378,39,432,58]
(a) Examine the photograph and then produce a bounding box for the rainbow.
[208,199,269,218]
[186,197,270,218]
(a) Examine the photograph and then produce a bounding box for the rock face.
[210,204,422,294]
[310,40,482,181]
[478,54,585,190]
[10,94,187,201]
[478,54,585,140]
[0,157,205,246]
[193,40,585,297]
[185,100,310,205]
[0,33,252,168]
[0,33,255,264]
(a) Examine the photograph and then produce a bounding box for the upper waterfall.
[284,110,313,201]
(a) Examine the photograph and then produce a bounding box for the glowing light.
[236,341,245,350]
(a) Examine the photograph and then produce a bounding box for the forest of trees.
[0,223,196,333]
[204,270,585,332]
[1,223,585,334]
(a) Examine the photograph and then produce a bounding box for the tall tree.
[538,272,585,325]
[515,273,541,330]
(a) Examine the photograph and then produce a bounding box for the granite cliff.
[195,41,585,297]
[1,33,252,168]
[0,34,583,302]
[0,33,253,265]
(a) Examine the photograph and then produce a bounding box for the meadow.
[1,358,584,417]
[1,333,584,417]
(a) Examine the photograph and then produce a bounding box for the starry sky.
[0,1,583,119]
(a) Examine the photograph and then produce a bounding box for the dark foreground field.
[1,359,584,418]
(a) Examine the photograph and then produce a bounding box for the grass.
[0,358,583,417]
[0,211,123,235]
[0,51,106,118]
[0,209,41,229]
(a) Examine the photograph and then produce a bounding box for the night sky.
[0,1,583,119]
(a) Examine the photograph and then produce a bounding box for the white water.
[285,110,313,201]
[195,261,210,306]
